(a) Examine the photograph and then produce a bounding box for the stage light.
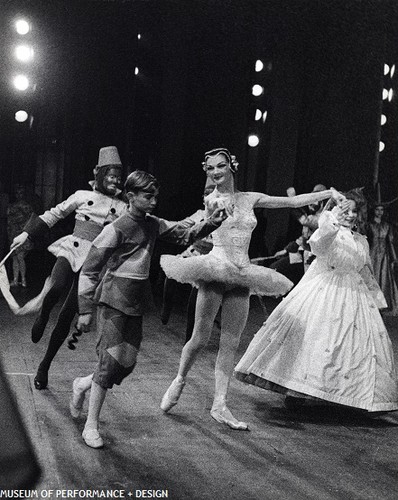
[252,84,263,96]
[13,74,29,90]
[15,45,34,62]
[388,88,393,101]
[255,60,264,72]
[15,19,30,35]
[135,67,139,75]
[384,63,390,76]
[248,135,259,147]
[381,114,387,125]
[255,109,262,121]
[382,88,388,100]
[262,110,268,123]
[391,65,396,78]
[137,34,141,40]
[379,141,385,152]
[15,110,28,122]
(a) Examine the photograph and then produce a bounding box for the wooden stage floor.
[1,286,398,500]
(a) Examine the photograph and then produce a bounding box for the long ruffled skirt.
[235,267,398,412]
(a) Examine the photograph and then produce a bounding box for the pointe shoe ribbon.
[160,378,185,413]
[210,406,249,431]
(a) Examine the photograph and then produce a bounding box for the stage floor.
[1,285,398,500]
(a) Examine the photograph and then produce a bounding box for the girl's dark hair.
[124,170,159,194]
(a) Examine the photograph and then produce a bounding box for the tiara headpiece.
[202,148,239,173]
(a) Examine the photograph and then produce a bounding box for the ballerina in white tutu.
[160,147,340,429]
[235,192,398,413]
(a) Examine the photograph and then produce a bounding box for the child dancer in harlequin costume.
[10,146,128,390]
[235,192,398,413]
[70,170,227,448]
[160,148,342,430]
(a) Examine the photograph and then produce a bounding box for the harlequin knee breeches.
[93,305,143,389]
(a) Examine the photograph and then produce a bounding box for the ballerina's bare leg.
[180,282,223,371]
[161,282,250,430]
[211,286,250,430]
[161,283,222,412]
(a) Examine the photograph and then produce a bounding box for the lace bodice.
[209,192,257,267]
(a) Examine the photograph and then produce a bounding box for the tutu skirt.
[160,253,293,296]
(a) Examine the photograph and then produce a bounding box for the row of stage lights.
[11,18,34,124]
[379,63,395,153]
[247,59,270,147]
[135,34,141,75]
[10,19,142,124]
[248,59,396,152]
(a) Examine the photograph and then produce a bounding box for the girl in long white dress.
[160,148,341,429]
[235,195,398,412]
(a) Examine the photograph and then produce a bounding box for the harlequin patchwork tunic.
[77,211,222,388]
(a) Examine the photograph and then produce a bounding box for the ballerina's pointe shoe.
[160,378,185,412]
[210,405,249,431]
[69,377,86,418]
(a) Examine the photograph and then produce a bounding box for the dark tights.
[35,257,79,382]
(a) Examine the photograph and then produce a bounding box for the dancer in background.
[160,147,340,430]
[235,191,398,413]
[7,184,35,287]
[367,203,398,316]
[269,183,327,286]
[70,170,227,448]
[10,146,127,390]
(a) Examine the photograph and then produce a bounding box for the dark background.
[0,0,397,257]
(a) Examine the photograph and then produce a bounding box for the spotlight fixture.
[15,110,28,122]
[391,64,395,78]
[388,88,393,102]
[255,109,262,121]
[381,114,387,125]
[15,45,34,62]
[248,135,259,147]
[15,19,30,35]
[379,141,385,152]
[384,63,390,76]
[135,67,139,75]
[13,74,29,90]
[252,84,264,97]
[255,60,264,72]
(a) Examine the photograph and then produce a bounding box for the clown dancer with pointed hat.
[10,146,128,390]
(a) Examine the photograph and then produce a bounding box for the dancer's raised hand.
[77,313,93,333]
[10,231,29,251]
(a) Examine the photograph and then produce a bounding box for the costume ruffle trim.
[234,371,398,412]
